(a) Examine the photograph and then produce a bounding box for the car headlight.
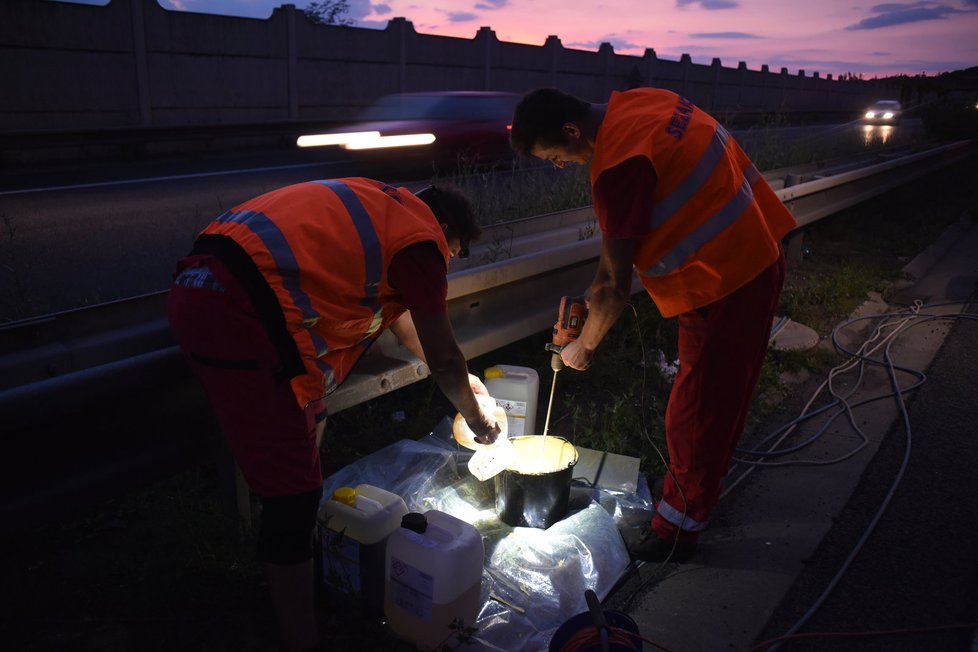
[882,111,894,119]
[865,111,875,119]
[343,133,437,150]
[296,131,381,147]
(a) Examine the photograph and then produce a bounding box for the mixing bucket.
[495,435,578,529]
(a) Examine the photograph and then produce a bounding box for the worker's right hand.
[467,403,501,445]
[560,339,594,371]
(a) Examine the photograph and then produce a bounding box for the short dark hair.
[510,88,591,157]
[415,184,480,258]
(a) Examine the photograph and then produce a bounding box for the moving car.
[297,91,520,171]
[862,100,902,124]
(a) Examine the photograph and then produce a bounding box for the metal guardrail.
[1,140,974,432]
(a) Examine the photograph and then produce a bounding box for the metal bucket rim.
[505,435,578,476]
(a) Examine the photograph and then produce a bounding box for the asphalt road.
[0,119,921,322]
[758,300,978,651]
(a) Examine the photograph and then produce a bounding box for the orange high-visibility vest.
[200,178,451,409]
[590,88,796,317]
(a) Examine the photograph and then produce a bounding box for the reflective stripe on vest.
[215,209,317,323]
[214,207,336,389]
[314,180,388,394]
[641,126,763,277]
[649,124,730,230]
[315,180,382,312]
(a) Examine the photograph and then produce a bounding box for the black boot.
[627,530,697,563]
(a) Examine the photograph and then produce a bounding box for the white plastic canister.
[483,364,540,436]
[385,510,485,650]
[320,484,408,614]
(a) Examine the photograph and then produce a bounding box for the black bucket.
[494,436,578,529]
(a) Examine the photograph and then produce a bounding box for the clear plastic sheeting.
[321,431,654,651]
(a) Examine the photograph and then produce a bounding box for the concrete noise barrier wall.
[1,0,897,134]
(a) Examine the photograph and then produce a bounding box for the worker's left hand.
[467,404,501,445]
[468,372,490,396]
[560,340,594,371]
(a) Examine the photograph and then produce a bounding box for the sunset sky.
[68,0,978,79]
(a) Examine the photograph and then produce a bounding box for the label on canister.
[494,398,528,436]
[388,555,434,622]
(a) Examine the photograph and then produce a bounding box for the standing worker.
[167,178,500,651]
[510,88,795,562]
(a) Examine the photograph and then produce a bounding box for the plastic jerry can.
[385,510,485,651]
[484,364,540,436]
[320,484,408,615]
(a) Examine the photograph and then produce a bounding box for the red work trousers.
[167,255,325,498]
[652,247,786,542]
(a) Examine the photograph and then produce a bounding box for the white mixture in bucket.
[506,436,577,475]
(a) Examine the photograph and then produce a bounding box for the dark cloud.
[688,32,761,39]
[475,0,509,9]
[676,0,739,9]
[847,2,970,30]
[373,3,391,14]
[566,36,644,51]
[446,11,478,22]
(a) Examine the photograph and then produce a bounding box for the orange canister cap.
[331,487,356,506]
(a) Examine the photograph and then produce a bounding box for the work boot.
[627,529,697,563]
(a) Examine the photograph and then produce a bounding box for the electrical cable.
[722,301,943,496]
[731,299,978,650]
[730,303,923,467]
[609,296,977,650]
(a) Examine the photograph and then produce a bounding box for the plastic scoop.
[452,394,513,481]
[467,436,517,481]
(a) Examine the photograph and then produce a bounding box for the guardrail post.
[783,172,806,265]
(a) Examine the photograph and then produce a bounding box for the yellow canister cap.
[331,487,356,506]
[484,366,505,379]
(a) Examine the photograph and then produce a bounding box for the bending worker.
[167,178,500,651]
[510,87,795,562]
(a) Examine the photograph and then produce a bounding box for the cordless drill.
[545,295,588,371]
[542,295,588,436]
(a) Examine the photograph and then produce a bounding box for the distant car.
[863,100,902,124]
[297,91,520,170]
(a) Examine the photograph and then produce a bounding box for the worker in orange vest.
[167,178,500,651]
[510,88,796,563]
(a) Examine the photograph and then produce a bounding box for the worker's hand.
[468,372,489,396]
[466,402,501,445]
[560,339,594,371]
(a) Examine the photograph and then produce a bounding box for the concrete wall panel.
[0,0,898,135]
